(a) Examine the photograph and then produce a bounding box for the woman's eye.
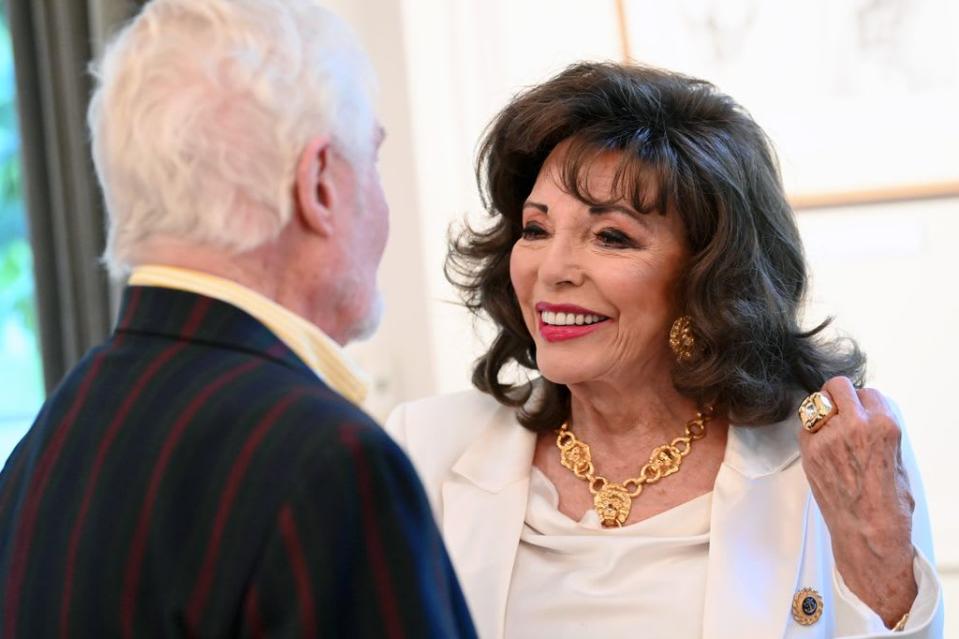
[596,229,633,247]
[521,223,547,240]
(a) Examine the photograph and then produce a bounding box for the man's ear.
[294,135,336,237]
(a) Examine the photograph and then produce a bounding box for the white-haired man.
[0,1,476,637]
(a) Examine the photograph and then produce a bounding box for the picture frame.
[615,0,959,210]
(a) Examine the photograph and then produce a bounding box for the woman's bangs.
[556,137,675,216]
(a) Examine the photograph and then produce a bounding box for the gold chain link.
[555,408,712,528]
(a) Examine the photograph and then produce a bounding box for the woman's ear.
[294,135,336,237]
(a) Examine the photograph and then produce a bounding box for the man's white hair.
[89,0,377,278]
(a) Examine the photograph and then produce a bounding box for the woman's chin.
[536,361,598,387]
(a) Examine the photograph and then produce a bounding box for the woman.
[386,63,943,638]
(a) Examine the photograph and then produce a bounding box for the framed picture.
[616,0,959,209]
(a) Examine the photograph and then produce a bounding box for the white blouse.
[504,467,712,639]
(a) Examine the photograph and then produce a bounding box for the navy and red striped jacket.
[0,286,476,638]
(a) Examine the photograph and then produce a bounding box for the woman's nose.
[538,237,584,288]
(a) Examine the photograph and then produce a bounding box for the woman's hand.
[798,376,917,628]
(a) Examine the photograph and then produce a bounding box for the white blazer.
[386,388,944,639]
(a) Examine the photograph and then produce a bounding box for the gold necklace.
[555,408,712,528]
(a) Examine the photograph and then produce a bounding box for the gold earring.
[669,315,696,362]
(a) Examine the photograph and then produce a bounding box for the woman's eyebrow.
[588,204,648,223]
[522,201,651,224]
[522,200,549,213]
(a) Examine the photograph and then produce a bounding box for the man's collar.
[127,264,369,405]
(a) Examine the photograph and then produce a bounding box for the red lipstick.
[535,302,609,343]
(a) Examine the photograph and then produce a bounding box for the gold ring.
[798,392,835,433]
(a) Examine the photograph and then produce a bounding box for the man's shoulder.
[239,374,383,445]
[204,379,403,505]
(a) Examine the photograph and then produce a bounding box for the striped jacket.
[0,286,476,639]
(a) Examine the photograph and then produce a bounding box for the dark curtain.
[6,0,144,392]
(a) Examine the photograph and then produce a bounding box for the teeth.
[541,311,605,326]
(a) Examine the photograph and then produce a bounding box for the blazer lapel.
[703,411,811,639]
[440,410,537,639]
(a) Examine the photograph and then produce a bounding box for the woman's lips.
[538,319,607,342]
[535,303,610,343]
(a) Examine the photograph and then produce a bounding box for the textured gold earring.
[669,315,696,362]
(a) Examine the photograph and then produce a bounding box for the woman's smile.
[535,302,610,342]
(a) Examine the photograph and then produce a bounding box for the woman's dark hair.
[447,62,865,429]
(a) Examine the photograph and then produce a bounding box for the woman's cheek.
[508,247,533,333]
[509,246,531,293]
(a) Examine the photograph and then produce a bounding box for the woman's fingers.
[856,387,889,414]
[822,376,865,419]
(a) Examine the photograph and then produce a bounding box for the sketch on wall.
[675,0,760,65]
[833,0,956,95]
[619,0,959,207]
